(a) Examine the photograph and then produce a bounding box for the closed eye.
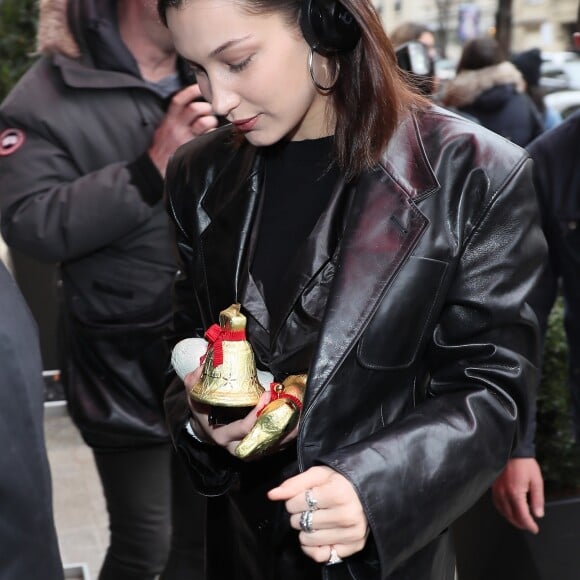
[229,55,253,73]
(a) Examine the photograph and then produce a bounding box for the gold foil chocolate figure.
[235,374,307,459]
[189,304,265,407]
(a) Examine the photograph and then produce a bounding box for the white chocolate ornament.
[171,338,208,381]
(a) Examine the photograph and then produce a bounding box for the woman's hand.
[268,466,370,564]
[183,368,277,456]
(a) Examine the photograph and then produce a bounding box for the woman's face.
[166,0,333,144]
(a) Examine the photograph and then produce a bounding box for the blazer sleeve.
[163,151,240,496]
[319,157,546,577]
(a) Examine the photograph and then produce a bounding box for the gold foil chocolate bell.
[189,304,265,407]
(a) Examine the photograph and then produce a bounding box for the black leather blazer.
[164,105,546,579]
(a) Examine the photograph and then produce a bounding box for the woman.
[157,1,545,579]
[442,36,543,146]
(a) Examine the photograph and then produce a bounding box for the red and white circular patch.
[0,128,25,156]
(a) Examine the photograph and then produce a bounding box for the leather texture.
[163,104,546,579]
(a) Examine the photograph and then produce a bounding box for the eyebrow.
[209,35,252,58]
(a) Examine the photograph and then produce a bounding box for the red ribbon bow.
[256,382,303,416]
[200,323,246,367]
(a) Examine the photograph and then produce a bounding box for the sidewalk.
[45,402,107,580]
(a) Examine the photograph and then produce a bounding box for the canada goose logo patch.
[0,128,25,156]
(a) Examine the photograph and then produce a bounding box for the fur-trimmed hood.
[443,61,526,109]
[36,0,143,77]
[37,0,81,58]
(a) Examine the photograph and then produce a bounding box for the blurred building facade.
[373,0,578,59]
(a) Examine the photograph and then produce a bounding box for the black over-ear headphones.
[299,0,361,56]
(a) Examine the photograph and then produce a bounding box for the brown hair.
[157,0,428,179]
[456,36,505,74]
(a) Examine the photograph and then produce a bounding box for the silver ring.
[299,509,315,533]
[326,545,343,566]
[305,488,319,510]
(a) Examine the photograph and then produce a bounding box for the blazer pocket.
[357,256,448,370]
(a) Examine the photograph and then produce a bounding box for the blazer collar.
[244,173,354,339]
[304,112,439,405]
[197,113,439,386]
[380,110,440,202]
[198,142,349,347]
[197,144,262,324]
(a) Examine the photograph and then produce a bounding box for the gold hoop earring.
[308,48,340,93]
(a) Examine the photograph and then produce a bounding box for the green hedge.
[0,0,39,101]
[536,296,580,496]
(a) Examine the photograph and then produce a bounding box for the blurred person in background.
[443,36,543,147]
[0,0,216,578]
[0,259,64,579]
[389,21,480,125]
[511,47,563,131]
[389,21,437,62]
[491,19,580,537]
[390,21,438,96]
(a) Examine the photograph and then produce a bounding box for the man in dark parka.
[0,0,217,577]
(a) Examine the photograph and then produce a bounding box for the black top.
[251,137,338,315]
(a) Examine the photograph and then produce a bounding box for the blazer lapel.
[305,114,439,405]
[269,175,353,339]
[198,145,264,322]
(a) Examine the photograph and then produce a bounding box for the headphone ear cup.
[299,0,361,56]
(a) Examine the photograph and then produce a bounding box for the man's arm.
[491,129,563,534]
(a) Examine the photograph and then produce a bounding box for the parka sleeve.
[319,156,546,578]
[0,111,159,263]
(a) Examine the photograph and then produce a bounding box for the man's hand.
[148,84,218,176]
[491,458,545,534]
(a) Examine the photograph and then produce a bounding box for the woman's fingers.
[269,467,369,561]
[276,468,355,515]
[301,542,361,564]
[183,367,203,389]
[185,389,275,454]
[289,504,363,532]
[268,465,332,501]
